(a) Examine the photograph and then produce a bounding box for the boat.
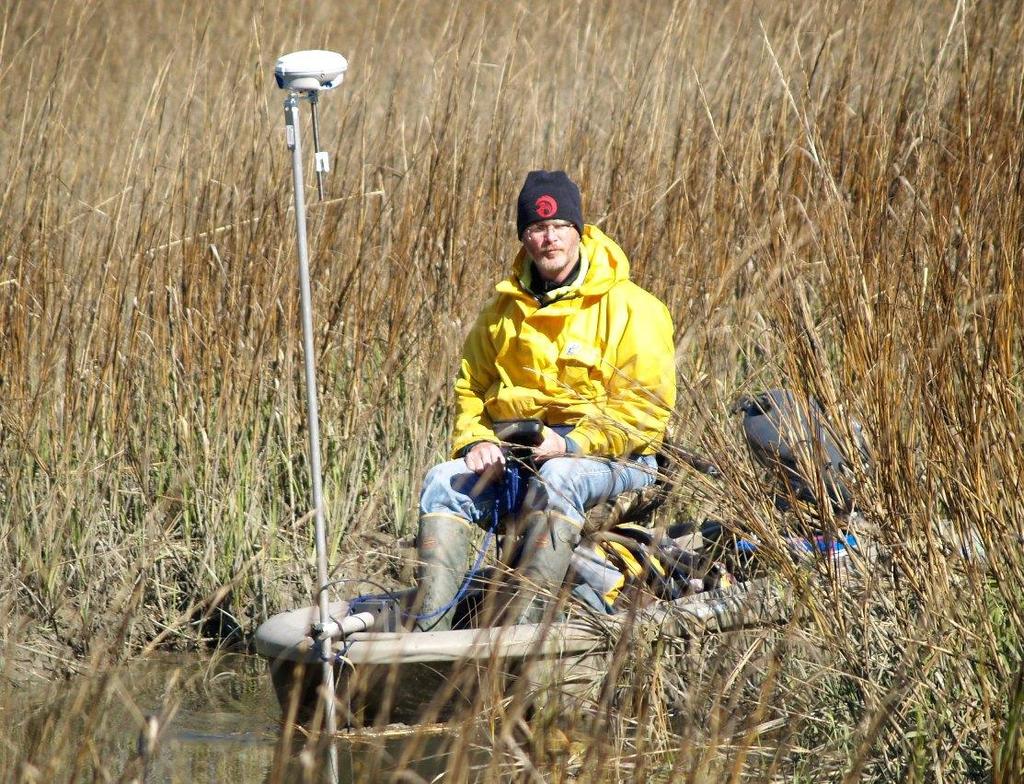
[255,389,874,727]
[253,530,867,727]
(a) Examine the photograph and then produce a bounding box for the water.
[134,653,284,782]
[4,652,452,783]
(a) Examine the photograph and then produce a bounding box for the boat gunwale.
[255,575,787,667]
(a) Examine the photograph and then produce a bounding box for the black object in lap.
[492,419,545,447]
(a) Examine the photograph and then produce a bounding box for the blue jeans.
[416,454,658,626]
[419,454,659,528]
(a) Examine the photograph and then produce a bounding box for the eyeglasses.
[523,221,575,239]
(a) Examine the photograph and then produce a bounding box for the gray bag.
[733,389,870,516]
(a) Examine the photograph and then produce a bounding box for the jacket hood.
[498,224,631,300]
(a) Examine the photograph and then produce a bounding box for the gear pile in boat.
[568,387,869,614]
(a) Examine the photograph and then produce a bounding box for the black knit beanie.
[516,170,583,237]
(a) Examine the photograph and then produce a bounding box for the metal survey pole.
[283,91,337,735]
[275,50,347,783]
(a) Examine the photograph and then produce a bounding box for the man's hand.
[465,441,505,476]
[532,427,567,462]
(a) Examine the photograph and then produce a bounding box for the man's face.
[521,221,581,284]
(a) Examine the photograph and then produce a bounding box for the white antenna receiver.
[274,49,348,92]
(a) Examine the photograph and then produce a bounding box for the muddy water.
[8,653,452,783]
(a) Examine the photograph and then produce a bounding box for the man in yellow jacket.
[416,170,676,630]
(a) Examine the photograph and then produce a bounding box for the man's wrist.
[460,439,499,458]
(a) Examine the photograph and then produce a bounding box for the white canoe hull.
[255,577,786,725]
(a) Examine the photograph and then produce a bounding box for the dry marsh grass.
[1,0,1023,780]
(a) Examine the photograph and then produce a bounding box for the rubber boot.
[415,512,473,632]
[511,511,583,624]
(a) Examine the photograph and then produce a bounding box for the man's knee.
[421,461,455,493]
[419,458,496,520]
[419,459,466,516]
[523,458,589,516]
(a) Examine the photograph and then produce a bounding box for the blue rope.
[408,460,526,625]
[329,638,354,665]
[410,524,497,624]
[329,460,527,645]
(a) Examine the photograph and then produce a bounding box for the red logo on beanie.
[535,195,557,218]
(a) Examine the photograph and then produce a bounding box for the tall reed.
[1,0,1022,779]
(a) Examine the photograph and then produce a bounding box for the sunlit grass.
[1,0,1022,780]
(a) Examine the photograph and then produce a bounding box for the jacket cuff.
[458,441,482,458]
[456,438,498,459]
[563,432,585,454]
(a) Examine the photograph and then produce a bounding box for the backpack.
[733,389,870,518]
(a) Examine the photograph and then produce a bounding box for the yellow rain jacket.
[451,225,676,458]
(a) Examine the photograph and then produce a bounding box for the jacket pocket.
[558,341,601,398]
